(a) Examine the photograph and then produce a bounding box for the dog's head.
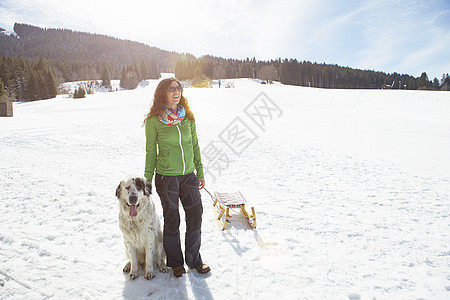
[116,176,152,217]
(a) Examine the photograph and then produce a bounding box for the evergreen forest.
[0,23,448,102]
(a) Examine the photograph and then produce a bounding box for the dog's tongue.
[129,204,138,217]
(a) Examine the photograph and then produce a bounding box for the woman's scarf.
[158,105,186,125]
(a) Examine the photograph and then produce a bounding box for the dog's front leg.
[157,234,168,273]
[128,245,139,280]
[144,244,155,280]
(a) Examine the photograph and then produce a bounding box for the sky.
[1,0,449,80]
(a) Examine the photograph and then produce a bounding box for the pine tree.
[0,78,10,102]
[0,59,10,87]
[45,69,57,98]
[200,59,213,79]
[213,65,226,80]
[280,59,297,86]
[73,86,86,98]
[139,59,148,81]
[0,79,5,98]
[100,65,111,89]
[239,62,253,78]
[119,64,139,89]
[79,87,86,98]
[174,61,185,80]
[441,73,450,91]
[27,69,39,100]
[120,67,127,87]
[432,77,440,90]
[148,61,160,79]
[418,72,432,89]
[37,70,47,99]
[193,67,202,82]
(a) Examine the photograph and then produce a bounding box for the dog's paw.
[159,265,168,273]
[128,272,138,280]
[123,261,131,273]
[144,271,155,280]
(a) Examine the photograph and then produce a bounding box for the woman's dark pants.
[155,172,203,268]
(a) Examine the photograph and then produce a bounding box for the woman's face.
[166,81,182,108]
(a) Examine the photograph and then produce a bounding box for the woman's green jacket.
[144,116,204,183]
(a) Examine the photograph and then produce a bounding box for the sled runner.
[211,191,256,231]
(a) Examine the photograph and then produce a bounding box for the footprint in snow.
[349,293,360,300]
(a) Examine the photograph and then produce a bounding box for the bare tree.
[258,65,278,83]
[213,65,226,88]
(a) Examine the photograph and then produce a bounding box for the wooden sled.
[212,191,256,231]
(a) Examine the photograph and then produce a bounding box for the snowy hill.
[1,77,449,299]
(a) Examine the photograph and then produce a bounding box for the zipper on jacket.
[176,124,186,175]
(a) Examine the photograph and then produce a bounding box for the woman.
[143,78,210,278]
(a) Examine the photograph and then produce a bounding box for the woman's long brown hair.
[143,78,195,125]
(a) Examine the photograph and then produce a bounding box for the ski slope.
[1,75,449,299]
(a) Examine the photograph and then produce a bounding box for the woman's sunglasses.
[167,86,183,92]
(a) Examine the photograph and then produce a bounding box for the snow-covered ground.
[1,75,449,299]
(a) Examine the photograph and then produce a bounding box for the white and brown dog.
[116,176,167,280]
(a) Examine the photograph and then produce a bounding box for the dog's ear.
[135,177,144,192]
[144,178,152,195]
[135,177,152,195]
[116,183,121,198]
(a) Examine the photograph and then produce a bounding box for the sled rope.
[203,187,217,203]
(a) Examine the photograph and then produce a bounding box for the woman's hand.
[198,178,205,190]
